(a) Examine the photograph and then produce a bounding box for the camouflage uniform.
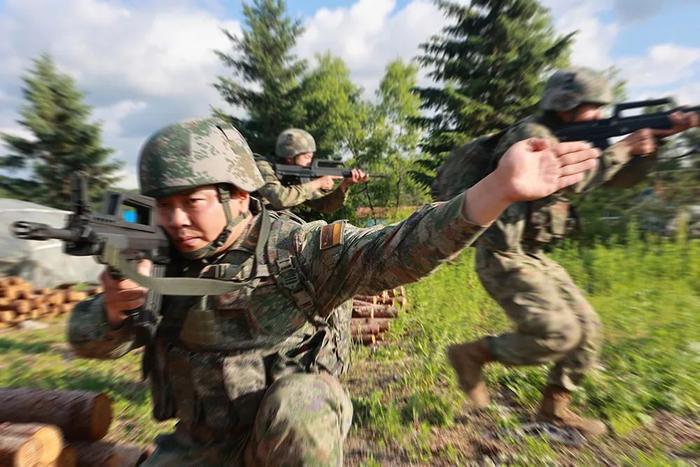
[67,119,486,466]
[255,129,349,213]
[476,68,655,391]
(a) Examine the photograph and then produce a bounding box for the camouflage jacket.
[67,194,485,433]
[254,156,348,213]
[477,115,655,253]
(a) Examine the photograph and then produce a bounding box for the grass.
[0,230,698,465]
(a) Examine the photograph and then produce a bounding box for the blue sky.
[0,0,698,188]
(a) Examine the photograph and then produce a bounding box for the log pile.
[351,287,408,346]
[0,277,102,330]
[0,388,150,466]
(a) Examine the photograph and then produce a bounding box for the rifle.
[274,159,387,184]
[553,98,700,149]
[11,175,169,342]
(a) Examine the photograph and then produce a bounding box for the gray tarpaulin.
[0,198,102,288]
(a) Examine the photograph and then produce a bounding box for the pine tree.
[0,54,121,209]
[415,0,573,180]
[214,0,306,155]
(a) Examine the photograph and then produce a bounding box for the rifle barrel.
[11,221,81,242]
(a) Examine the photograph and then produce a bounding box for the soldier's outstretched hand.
[497,138,599,202]
[462,138,599,226]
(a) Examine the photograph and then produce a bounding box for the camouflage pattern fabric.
[139,118,265,197]
[475,115,652,390]
[141,373,352,467]
[276,128,317,159]
[539,67,613,112]
[255,155,348,213]
[68,193,486,465]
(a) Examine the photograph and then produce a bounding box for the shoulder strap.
[266,216,316,314]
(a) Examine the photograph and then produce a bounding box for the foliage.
[214,0,306,155]
[296,53,369,159]
[0,54,121,209]
[348,231,699,463]
[414,0,573,186]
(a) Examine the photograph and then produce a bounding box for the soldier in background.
[255,128,368,214]
[447,67,699,436]
[67,117,599,465]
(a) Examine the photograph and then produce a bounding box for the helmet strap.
[180,185,249,260]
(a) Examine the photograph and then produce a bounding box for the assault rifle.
[11,175,169,342]
[274,159,387,184]
[553,98,700,149]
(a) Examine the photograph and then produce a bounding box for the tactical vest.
[145,210,352,438]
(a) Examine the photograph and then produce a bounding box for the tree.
[296,53,368,159]
[415,0,573,182]
[0,54,121,209]
[365,59,430,209]
[214,0,306,155]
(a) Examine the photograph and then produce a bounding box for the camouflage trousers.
[475,246,602,391]
[141,372,353,467]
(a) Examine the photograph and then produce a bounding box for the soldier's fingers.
[105,288,147,303]
[556,147,600,167]
[107,297,146,313]
[137,259,153,276]
[559,158,598,176]
[552,141,594,157]
[556,173,586,190]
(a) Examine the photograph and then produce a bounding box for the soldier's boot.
[536,385,607,437]
[446,338,493,408]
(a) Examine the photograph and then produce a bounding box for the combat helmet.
[138,118,265,259]
[275,128,316,159]
[540,67,613,112]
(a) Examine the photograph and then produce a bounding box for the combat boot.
[536,385,607,436]
[446,338,493,408]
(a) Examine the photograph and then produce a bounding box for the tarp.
[0,198,102,288]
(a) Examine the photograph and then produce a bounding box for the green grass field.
[0,233,698,465]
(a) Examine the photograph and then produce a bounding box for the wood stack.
[351,287,408,346]
[0,277,102,330]
[0,388,150,467]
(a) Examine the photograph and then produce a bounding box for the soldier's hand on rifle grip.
[621,128,659,156]
[312,175,340,191]
[341,169,369,189]
[653,110,700,138]
[101,260,153,328]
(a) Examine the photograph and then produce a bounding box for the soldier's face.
[571,104,604,122]
[155,185,250,253]
[293,152,314,167]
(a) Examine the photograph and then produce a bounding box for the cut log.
[351,322,389,335]
[65,291,88,303]
[7,277,25,286]
[86,286,103,296]
[1,287,20,300]
[71,441,150,467]
[12,301,31,315]
[60,303,75,315]
[0,388,112,441]
[47,294,65,306]
[0,422,63,464]
[0,310,15,322]
[0,433,41,467]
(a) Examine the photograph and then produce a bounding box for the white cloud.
[618,44,700,88]
[296,0,444,95]
[0,0,243,188]
[542,0,619,69]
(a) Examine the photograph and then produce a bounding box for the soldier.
[255,128,368,213]
[67,117,599,465]
[447,67,699,436]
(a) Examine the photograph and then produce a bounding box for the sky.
[0,0,698,188]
